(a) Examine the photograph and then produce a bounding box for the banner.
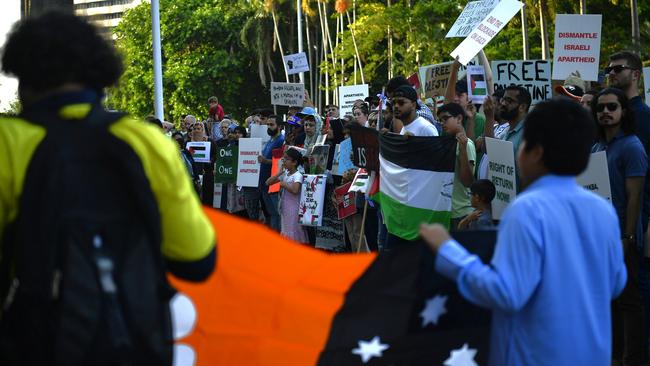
[644,67,650,107]
[299,174,327,226]
[491,60,552,104]
[467,65,487,104]
[268,148,284,193]
[212,183,223,209]
[214,146,238,184]
[337,138,355,175]
[271,82,305,106]
[283,52,310,75]
[236,138,262,187]
[446,0,501,38]
[334,182,357,219]
[349,124,380,172]
[576,151,612,202]
[552,14,602,81]
[249,124,271,143]
[485,137,516,220]
[339,84,369,117]
[186,141,211,163]
[450,0,523,65]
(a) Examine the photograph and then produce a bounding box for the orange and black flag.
[170,208,496,365]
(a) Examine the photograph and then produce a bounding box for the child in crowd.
[458,179,496,230]
[266,148,308,244]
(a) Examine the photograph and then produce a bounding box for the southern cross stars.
[351,336,390,363]
[443,343,478,366]
[420,294,448,327]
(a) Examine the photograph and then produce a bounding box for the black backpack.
[0,105,174,365]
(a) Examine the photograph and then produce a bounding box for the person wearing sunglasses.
[591,87,648,366]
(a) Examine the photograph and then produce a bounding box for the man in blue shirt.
[257,115,284,231]
[420,99,627,366]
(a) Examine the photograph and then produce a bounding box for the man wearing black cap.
[392,85,438,137]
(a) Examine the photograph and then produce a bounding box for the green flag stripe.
[375,191,451,241]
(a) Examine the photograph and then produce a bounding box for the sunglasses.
[604,65,635,74]
[596,103,620,113]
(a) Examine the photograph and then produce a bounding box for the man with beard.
[257,116,285,231]
[392,85,438,137]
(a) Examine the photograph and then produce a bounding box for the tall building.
[73,0,144,38]
[22,0,74,17]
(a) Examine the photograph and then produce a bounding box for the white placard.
[338,84,369,117]
[446,0,501,38]
[450,0,523,65]
[271,82,305,106]
[551,14,602,81]
[249,123,271,143]
[236,138,262,187]
[298,174,327,226]
[212,183,223,209]
[576,151,612,202]
[467,65,488,104]
[485,137,516,220]
[643,67,650,107]
[491,60,552,105]
[283,52,310,75]
[418,57,479,96]
[185,141,211,163]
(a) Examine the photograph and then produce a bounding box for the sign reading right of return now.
[485,137,516,220]
[552,14,602,81]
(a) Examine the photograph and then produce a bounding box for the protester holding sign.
[591,88,648,364]
[188,121,218,205]
[257,116,284,232]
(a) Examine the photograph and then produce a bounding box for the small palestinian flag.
[186,142,211,163]
[170,209,494,365]
[374,134,456,240]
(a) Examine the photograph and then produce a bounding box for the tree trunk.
[631,0,640,53]
[346,11,365,84]
[521,5,529,60]
[538,0,550,60]
[271,10,290,82]
[579,0,586,14]
[387,0,393,79]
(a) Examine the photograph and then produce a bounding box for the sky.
[0,1,20,111]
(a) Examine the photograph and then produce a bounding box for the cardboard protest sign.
[249,124,271,143]
[419,59,479,98]
[576,151,612,202]
[186,141,211,163]
[485,137,516,220]
[446,0,501,38]
[271,82,305,106]
[236,138,262,187]
[644,67,650,107]
[467,65,488,104]
[283,52,310,75]
[307,144,330,175]
[334,182,357,219]
[337,138,355,175]
[339,84,369,116]
[349,168,371,193]
[552,14,602,81]
[212,183,223,209]
[450,0,523,65]
[491,60,552,104]
[349,124,380,172]
[268,148,284,193]
[299,174,327,226]
[214,146,238,184]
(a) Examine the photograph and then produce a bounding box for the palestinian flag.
[374,134,456,240]
[169,208,493,365]
[186,142,208,160]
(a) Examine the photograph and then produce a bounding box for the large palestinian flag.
[169,208,493,365]
[375,134,457,240]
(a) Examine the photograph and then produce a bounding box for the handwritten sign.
[349,124,380,172]
[552,14,602,81]
[186,141,211,163]
[271,82,305,106]
[485,137,516,220]
[214,146,238,184]
[419,58,478,98]
[491,60,552,104]
[467,65,487,104]
[450,0,523,65]
[283,52,310,75]
[298,174,327,226]
[339,84,369,116]
[446,0,501,38]
[576,151,612,202]
[236,138,262,187]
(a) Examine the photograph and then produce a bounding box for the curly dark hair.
[1,11,123,93]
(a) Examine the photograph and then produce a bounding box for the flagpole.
[357,200,369,253]
[297,0,305,85]
[151,0,164,121]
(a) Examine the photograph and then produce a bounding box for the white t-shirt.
[282,170,304,187]
[400,116,439,137]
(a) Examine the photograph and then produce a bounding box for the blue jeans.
[261,189,280,232]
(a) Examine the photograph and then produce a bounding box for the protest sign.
[644,67,650,107]
[446,0,501,38]
[214,146,238,184]
[307,144,330,175]
[349,168,371,193]
[331,144,341,176]
[419,58,478,98]
[491,60,552,104]
[334,182,357,219]
[485,137,516,220]
[249,124,271,143]
[339,84,369,116]
[186,141,211,163]
[576,151,612,202]
[467,65,488,103]
[236,138,262,187]
[299,174,327,226]
[212,183,223,209]
[271,82,305,106]
[552,14,602,81]
[407,72,421,90]
[338,138,355,175]
[283,52,310,75]
[349,124,380,172]
[450,0,523,65]
[268,148,284,193]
